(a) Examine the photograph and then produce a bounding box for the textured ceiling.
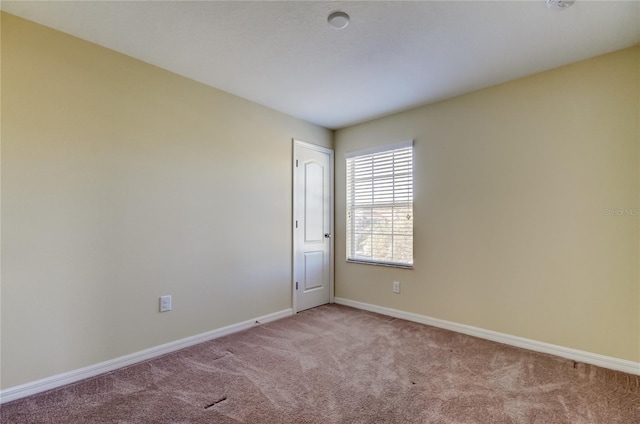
[2,1,639,129]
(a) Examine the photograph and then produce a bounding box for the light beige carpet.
[1,304,638,423]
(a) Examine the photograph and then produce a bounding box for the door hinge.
[295,220,298,228]
[296,282,298,290]
[295,159,298,167]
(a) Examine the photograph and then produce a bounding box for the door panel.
[294,140,333,312]
[304,162,324,242]
[304,251,324,290]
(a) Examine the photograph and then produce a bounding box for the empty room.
[1,1,639,423]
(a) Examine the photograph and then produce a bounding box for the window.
[346,140,413,268]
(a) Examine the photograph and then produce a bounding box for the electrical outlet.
[393,281,400,294]
[160,295,172,312]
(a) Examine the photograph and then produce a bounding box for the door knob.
[324,233,332,238]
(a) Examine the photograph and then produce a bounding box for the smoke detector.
[328,11,350,29]
[546,0,575,10]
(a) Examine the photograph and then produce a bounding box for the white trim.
[0,308,292,404]
[294,139,334,155]
[334,297,640,376]
[344,139,413,158]
[292,139,335,313]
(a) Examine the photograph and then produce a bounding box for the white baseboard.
[0,308,292,404]
[334,297,640,376]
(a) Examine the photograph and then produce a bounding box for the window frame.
[345,140,414,269]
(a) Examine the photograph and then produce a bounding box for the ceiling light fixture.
[546,0,575,10]
[328,11,350,29]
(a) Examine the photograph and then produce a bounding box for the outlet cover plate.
[393,281,400,294]
[160,295,172,312]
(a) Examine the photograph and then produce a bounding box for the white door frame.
[292,139,334,313]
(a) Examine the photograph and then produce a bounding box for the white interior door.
[293,140,333,313]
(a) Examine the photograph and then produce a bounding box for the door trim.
[292,139,334,314]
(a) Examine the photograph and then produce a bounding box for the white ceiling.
[2,1,639,129]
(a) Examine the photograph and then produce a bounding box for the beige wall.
[335,47,640,363]
[1,13,332,389]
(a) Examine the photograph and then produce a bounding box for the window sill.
[346,259,413,270]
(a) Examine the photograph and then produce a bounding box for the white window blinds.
[346,140,413,267]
